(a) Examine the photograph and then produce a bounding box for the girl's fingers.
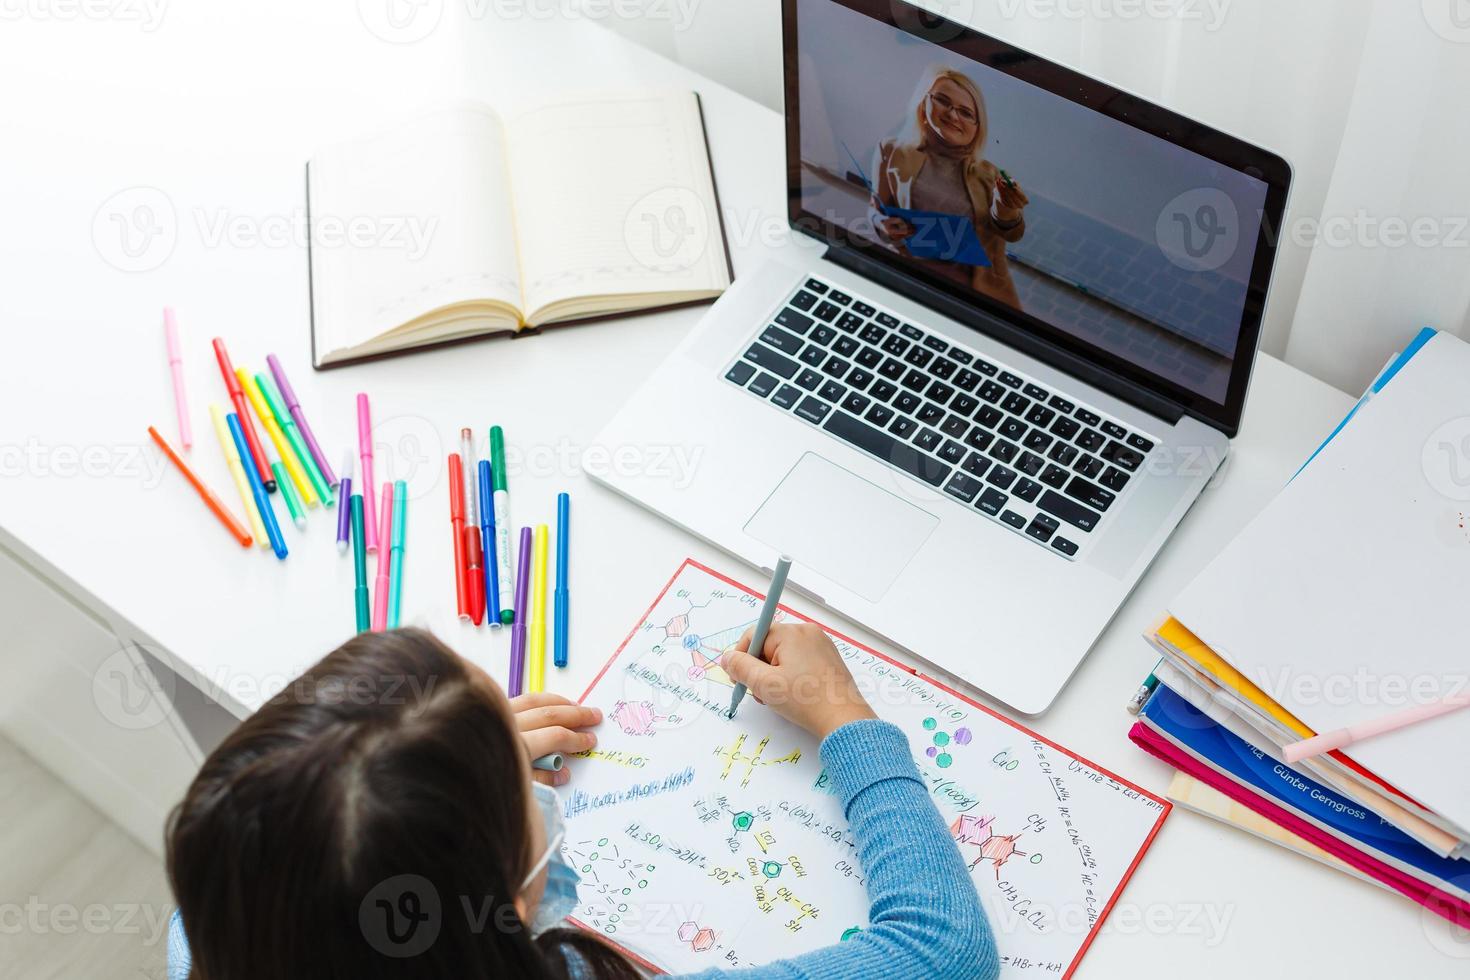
[523,725,597,759]
[515,703,603,733]
[510,691,574,713]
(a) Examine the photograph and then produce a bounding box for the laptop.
[587,0,1291,714]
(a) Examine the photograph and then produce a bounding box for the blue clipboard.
[844,143,992,269]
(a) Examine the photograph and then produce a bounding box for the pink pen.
[372,482,395,631]
[163,308,192,449]
[357,394,378,552]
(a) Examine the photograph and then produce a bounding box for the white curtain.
[602,0,1470,395]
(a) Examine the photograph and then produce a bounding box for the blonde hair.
[901,65,989,162]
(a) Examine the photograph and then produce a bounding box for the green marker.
[351,495,370,633]
[388,479,407,629]
[272,461,306,529]
[490,426,514,625]
[258,373,333,506]
[998,168,1016,189]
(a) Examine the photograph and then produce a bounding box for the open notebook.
[306,94,732,368]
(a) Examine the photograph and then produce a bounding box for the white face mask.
[521,783,580,936]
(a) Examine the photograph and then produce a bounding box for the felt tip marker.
[449,453,470,621]
[211,338,276,493]
[228,412,287,560]
[507,526,532,696]
[478,459,502,628]
[148,425,252,547]
[163,308,192,450]
[357,394,378,552]
[554,492,570,668]
[210,404,268,549]
[266,354,337,489]
[335,449,354,555]
[528,524,548,693]
[241,369,316,508]
[258,372,331,507]
[388,479,407,629]
[351,495,369,632]
[273,461,307,530]
[490,426,514,624]
[372,482,394,631]
[461,429,485,625]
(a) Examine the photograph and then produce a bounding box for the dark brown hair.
[166,629,637,979]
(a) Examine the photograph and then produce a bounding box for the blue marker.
[478,460,502,628]
[554,492,569,668]
[227,412,287,560]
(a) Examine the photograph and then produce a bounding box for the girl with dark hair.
[166,626,998,979]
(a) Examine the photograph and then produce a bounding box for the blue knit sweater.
[168,719,998,980]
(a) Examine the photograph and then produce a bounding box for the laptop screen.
[785,0,1291,434]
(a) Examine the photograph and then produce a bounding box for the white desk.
[2,4,1465,974]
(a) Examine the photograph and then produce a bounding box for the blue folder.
[844,143,992,269]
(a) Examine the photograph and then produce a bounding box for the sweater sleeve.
[670,719,998,980]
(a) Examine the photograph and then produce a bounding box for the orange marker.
[148,426,253,547]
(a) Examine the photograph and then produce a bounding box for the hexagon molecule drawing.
[677,920,718,953]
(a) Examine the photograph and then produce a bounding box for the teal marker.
[351,495,369,633]
[388,479,407,629]
[490,427,514,625]
[258,373,333,506]
[272,461,306,530]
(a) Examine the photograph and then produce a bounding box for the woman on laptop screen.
[868,65,1029,309]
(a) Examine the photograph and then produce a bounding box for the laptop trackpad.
[744,453,938,602]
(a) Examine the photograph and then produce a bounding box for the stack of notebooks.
[1127,328,1470,929]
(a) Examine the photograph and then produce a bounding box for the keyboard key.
[1000,510,1027,530]
[1023,383,1049,401]
[998,418,1027,442]
[898,322,922,339]
[1050,416,1080,440]
[962,453,991,478]
[979,380,1006,404]
[976,406,1003,429]
[760,325,803,355]
[1022,430,1053,453]
[818,380,847,403]
[1052,536,1079,557]
[726,361,756,385]
[953,369,982,392]
[835,312,864,333]
[828,289,852,306]
[794,396,830,424]
[917,403,945,425]
[796,368,823,391]
[823,412,951,487]
[944,473,983,503]
[852,301,877,317]
[941,415,969,437]
[998,371,1024,389]
[743,342,799,379]
[870,380,898,402]
[1048,395,1076,414]
[964,427,994,453]
[923,335,949,354]
[1075,454,1104,478]
[821,355,850,379]
[1016,452,1045,476]
[749,372,779,398]
[914,428,942,453]
[1101,421,1128,440]
[1025,404,1056,428]
[989,440,1019,464]
[878,357,906,380]
[1065,475,1115,511]
[804,278,828,294]
[931,357,957,380]
[1013,478,1042,503]
[926,381,955,405]
[856,347,883,369]
[973,359,998,377]
[904,346,934,369]
[901,369,929,393]
[810,325,837,346]
[841,391,871,415]
[1076,429,1106,453]
[1127,433,1155,453]
[859,324,886,345]
[1001,392,1030,416]
[1026,514,1059,543]
[1101,440,1144,471]
[938,440,966,465]
[846,368,874,391]
[878,312,901,329]
[865,404,894,426]
[882,334,910,356]
[775,308,813,334]
[951,394,979,416]
[987,465,1018,490]
[1048,443,1079,466]
[977,487,1008,515]
[772,384,801,409]
[1038,490,1101,532]
[1099,466,1130,492]
[833,336,861,358]
[1039,464,1069,489]
[790,290,817,311]
[889,416,918,439]
[813,301,841,323]
[799,345,826,366]
[949,349,973,365]
[1074,408,1101,427]
[894,391,922,415]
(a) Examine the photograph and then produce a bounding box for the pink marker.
[163,308,192,449]
[1283,693,1470,763]
[372,481,395,631]
[357,394,378,552]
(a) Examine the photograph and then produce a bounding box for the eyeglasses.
[928,91,978,125]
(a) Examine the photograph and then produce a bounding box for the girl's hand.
[876,215,916,242]
[993,175,1029,224]
[720,624,876,740]
[510,692,602,786]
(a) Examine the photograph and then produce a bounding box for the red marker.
[465,524,486,625]
[449,453,470,621]
[211,338,276,493]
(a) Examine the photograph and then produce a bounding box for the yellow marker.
[210,403,268,548]
[529,524,549,693]
[237,368,317,508]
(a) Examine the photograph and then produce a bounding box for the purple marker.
[335,449,354,554]
[508,526,532,696]
[267,354,337,487]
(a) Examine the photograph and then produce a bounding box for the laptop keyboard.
[723,276,1156,561]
